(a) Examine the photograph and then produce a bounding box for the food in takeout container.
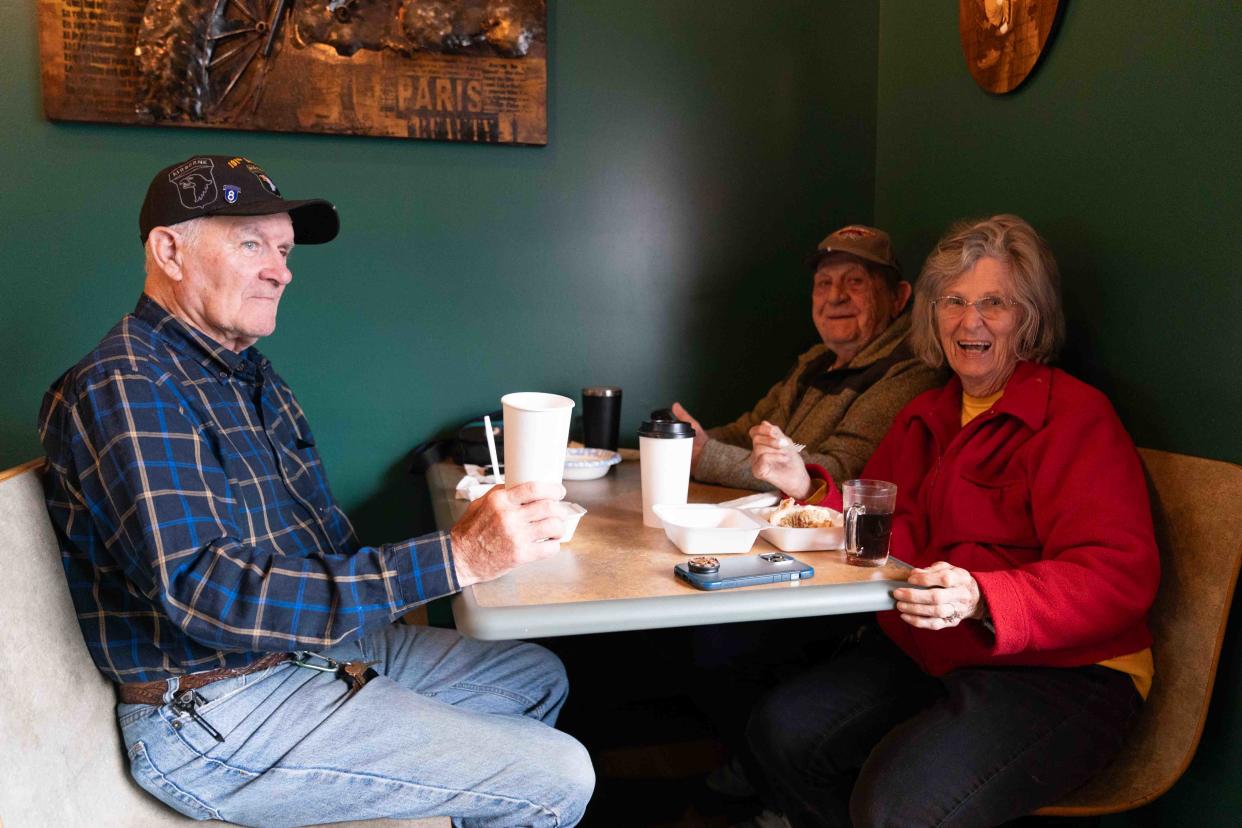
[651,504,765,555]
[768,498,840,528]
[747,498,845,552]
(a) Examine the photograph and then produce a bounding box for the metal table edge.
[451,576,907,640]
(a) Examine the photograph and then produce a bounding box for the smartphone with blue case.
[674,552,814,591]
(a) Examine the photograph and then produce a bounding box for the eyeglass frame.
[931,294,1018,321]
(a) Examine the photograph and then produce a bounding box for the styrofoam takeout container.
[746,506,845,552]
[559,502,588,542]
[652,504,766,555]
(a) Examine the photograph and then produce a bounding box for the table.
[428,459,910,640]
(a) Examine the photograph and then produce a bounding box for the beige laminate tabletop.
[429,459,909,640]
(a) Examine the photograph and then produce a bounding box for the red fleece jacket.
[812,362,1159,676]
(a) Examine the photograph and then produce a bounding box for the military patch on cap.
[836,226,875,239]
[255,172,279,195]
[168,157,218,210]
[222,184,241,204]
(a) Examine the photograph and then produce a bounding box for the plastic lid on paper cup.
[639,408,694,439]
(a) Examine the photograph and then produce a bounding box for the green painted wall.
[8,0,1235,819]
[1,1,878,539]
[874,2,1242,824]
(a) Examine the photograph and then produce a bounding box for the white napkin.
[455,464,504,501]
[717,491,781,509]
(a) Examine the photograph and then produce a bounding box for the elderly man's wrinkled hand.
[892,561,987,630]
[671,402,709,470]
[748,421,813,500]
[450,481,567,587]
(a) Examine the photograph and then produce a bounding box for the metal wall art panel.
[38,0,548,145]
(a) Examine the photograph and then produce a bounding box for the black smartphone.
[674,552,814,591]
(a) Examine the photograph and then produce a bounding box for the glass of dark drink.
[843,479,897,567]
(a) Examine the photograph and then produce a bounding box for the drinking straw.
[483,415,502,483]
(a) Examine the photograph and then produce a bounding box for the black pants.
[745,624,1141,828]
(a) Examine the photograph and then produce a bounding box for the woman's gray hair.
[909,214,1065,368]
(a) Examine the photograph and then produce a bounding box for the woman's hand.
[892,561,987,629]
[748,421,812,500]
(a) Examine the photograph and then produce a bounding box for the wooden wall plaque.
[959,0,1060,94]
[38,0,547,145]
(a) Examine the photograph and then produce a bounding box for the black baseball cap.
[138,155,339,245]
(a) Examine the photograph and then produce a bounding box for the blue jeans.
[117,625,595,827]
[745,624,1141,827]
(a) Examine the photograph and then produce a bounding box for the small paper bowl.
[746,506,845,552]
[652,504,765,555]
[563,448,622,481]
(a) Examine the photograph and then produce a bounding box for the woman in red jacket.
[742,215,1159,828]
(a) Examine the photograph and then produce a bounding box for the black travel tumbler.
[581,387,622,451]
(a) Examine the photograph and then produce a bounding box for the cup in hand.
[500,392,575,486]
[638,409,695,528]
[582,386,622,451]
[843,479,897,567]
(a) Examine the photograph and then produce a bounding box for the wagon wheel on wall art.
[204,0,292,113]
[135,0,292,122]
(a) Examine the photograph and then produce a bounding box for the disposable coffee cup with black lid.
[638,408,695,527]
[639,408,695,439]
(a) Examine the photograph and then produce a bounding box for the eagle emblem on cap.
[177,173,216,206]
[168,157,218,209]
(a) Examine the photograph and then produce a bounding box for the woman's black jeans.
[745,623,1142,828]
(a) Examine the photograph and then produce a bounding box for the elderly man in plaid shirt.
[38,155,594,827]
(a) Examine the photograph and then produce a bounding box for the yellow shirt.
[962,391,1152,699]
[961,389,1004,426]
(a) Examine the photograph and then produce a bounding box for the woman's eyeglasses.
[932,295,1016,321]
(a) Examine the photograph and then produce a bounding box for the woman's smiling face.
[937,256,1021,397]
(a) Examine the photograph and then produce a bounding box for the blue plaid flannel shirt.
[39,295,457,683]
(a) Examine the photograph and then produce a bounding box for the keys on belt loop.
[292,651,342,672]
[292,651,378,697]
[340,660,380,696]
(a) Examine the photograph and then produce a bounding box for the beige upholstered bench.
[0,460,448,828]
[1036,448,1242,816]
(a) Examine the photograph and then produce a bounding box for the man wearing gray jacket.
[675,224,943,491]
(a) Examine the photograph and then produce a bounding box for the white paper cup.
[639,433,694,527]
[501,392,575,486]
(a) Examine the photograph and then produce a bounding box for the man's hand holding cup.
[451,481,567,587]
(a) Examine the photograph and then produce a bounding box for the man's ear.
[893,281,914,314]
[147,227,186,281]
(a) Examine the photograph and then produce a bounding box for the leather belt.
[116,652,293,706]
